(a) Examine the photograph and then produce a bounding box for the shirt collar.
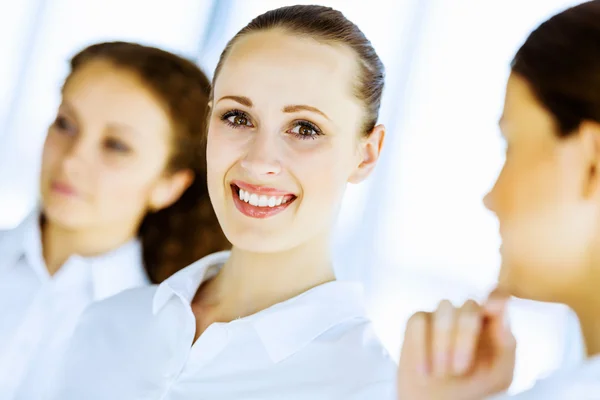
[2,210,148,298]
[89,239,149,301]
[152,250,230,314]
[152,250,367,363]
[252,280,367,363]
[0,211,46,277]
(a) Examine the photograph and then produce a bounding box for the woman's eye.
[105,138,130,153]
[229,115,250,126]
[54,115,75,134]
[294,125,315,136]
[289,122,322,140]
[221,110,253,128]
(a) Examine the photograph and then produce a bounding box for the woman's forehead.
[214,30,362,118]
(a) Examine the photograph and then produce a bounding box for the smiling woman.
[52,5,396,400]
[207,16,383,255]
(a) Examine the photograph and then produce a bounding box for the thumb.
[483,290,513,348]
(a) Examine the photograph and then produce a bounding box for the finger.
[485,288,510,311]
[401,311,431,377]
[432,300,456,377]
[451,299,483,376]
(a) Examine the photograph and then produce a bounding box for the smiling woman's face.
[207,29,382,253]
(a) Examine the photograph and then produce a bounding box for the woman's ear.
[348,124,385,184]
[580,121,600,201]
[148,169,194,211]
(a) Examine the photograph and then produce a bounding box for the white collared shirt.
[53,251,397,400]
[0,212,149,400]
[488,355,600,400]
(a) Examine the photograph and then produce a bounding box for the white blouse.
[53,251,397,400]
[0,212,149,400]
[489,355,600,400]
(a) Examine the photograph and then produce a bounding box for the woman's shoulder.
[67,285,161,357]
[308,317,397,394]
[79,285,159,324]
[0,211,39,245]
[322,317,395,363]
[0,222,23,242]
[0,220,30,260]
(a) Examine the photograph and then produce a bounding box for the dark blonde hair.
[212,5,385,135]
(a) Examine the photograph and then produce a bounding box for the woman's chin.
[42,203,88,230]
[226,228,297,254]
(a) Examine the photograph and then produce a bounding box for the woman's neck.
[200,235,336,321]
[42,217,137,275]
[566,259,600,358]
[571,295,600,358]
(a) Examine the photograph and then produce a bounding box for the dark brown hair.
[66,41,230,283]
[212,5,385,135]
[511,0,600,136]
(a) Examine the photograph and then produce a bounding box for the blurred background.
[0,0,587,393]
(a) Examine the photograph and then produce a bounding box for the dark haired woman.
[0,42,229,399]
[398,2,600,399]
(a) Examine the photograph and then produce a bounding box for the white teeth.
[249,193,259,206]
[238,188,290,208]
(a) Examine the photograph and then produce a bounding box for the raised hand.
[397,291,516,400]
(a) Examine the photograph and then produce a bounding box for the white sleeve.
[486,361,600,400]
[345,380,396,400]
